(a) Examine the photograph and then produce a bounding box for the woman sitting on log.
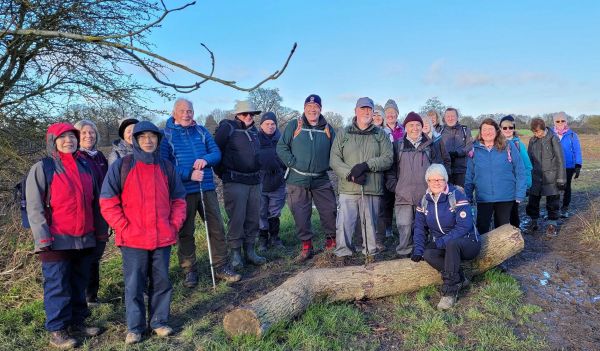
[410,164,481,310]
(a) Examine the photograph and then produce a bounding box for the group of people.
[26,93,583,348]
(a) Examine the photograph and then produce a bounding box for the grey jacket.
[440,123,473,174]
[527,128,566,196]
[108,139,133,167]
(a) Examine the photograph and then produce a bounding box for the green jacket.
[330,120,393,195]
[276,114,336,188]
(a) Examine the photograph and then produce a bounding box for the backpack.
[292,117,332,140]
[420,185,464,214]
[15,157,55,228]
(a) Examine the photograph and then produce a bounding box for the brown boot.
[49,330,77,349]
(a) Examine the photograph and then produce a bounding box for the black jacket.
[258,129,286,192]
[214,118,261,184]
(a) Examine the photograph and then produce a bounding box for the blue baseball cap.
[355,97,374,109]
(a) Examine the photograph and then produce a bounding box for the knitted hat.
[384,99,399,114]
[500,115,515,126]
[304,94,322,108]
[374,107,384,116]
[403,111,423,127]
[118,118,139,140]
[260,111,277,125]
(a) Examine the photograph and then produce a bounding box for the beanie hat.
[260,111,277,125]
[118,118,139,140]
[403,111,423,127]
[384,99,399,114]
[500,115,515,125]
[304,94,322,108]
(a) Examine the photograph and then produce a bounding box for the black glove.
[353,173,367,185]
[350,162,370,178]
[449,151,459,158]
[574,164,581,179]
[411,254,423,262]
[557,183,566,191]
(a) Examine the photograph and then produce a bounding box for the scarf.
[554,125,569,138]
[80,147,99,157]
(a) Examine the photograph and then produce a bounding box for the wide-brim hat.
[233,100,261,116]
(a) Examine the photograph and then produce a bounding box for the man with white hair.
[161,98,241,287]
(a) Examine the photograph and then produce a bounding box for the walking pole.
[360,185,372,266]
[200,189,217,290]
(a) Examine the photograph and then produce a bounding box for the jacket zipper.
[433,196,446,237]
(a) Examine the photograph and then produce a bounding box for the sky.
[138,0,600,120]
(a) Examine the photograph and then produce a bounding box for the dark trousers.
[86,240,106,302]
[562,168,575,209]
[449,172,466,188]
[121,246,172,334]
[377,189,395,238]
[476,201,514,234]
[178,190,228,271]
[526,194,560,221]
[423,237,481,295]
[286,182,337,241]
[223,182,261,248]
[509,201,521,228]
[42,250,93,331]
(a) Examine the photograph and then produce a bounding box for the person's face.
[427,174,447,195]
[261,119,277,135]
[500,121,515,139]
[554,117,568,129]
[355,106,373,128]
[444,110,458,127]
[428,112,438,125]
[385,108,398,126]
[533,128,545,139]
[137,131,159,153]
[55,131,78,154]
[304,103,321,123]
[422,121,431,134]
[405,121,423,140]
[237,113,254,127]
[124,124,135,145]
[79,125,96,150]
[373,113,384,127]
[173,101,194,127]
[480,123,497,144]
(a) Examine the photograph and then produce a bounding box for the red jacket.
[100,127,186,250]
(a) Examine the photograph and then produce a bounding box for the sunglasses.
[239,113,254,117]
[555,120,566,123]
[502,126,515,130]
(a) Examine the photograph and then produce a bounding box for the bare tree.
[419,97,447,118]
[247,87,300,128]
[323,111,345,132]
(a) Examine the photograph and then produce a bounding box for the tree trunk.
[223,224,524,338]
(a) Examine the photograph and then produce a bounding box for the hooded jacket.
[214,117,261,185]
[108,139,133,167]
[277,114,336,189]
[528,128,566,196]
[507,136,533,189]
[258,128,286,192]
[384,133,451,206]
[160,116,221,193]
[100,121,187,250]
[465,141,527,203]
[554,128,582,169]
[26,122,106,253]
[330,119,393,196]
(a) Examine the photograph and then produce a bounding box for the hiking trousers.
[223,182,261,248]
[260,184,286,230]
[395,204,416,255]
[335,194,380,257]
[476,201,513,234]
[287,182,337,241]
[526,194,560,222]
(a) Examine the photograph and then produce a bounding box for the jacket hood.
[46,122,80,157]
[349,117,377,134]
[132,121,162,164]
[302,113,328,128]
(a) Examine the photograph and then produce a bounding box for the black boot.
[244,243,267,265]
[268,217,284,249]
[231,247,244,269]
[257,230,269,252]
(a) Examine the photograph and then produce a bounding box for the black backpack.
[15,157,55,228]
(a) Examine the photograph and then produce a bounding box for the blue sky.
[141,0,600,119]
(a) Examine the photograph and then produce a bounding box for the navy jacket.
[214,118,261,184]
[258,129,286,192]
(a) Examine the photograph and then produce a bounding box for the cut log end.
[223,307,263,338]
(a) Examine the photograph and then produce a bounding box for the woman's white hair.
[425,164,448,182]
[73,119,100,149]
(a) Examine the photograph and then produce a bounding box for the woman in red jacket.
[100,121,186,345]
[26,122,107,349]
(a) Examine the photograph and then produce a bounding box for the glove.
[557,183,566,191]
[574,164,581,179]
[449,151,459,158]
[350,162,370,178]
[410,254,423,262]
[353,173,367,185]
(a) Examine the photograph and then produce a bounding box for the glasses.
[427,178,446,183]
[502,126,515,130]
[555,120,566,123]
[239,113,253,117]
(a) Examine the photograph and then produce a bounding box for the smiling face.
[427,174,447,195]
[304,102,321,124]
[405,121,423,140]
[79,125,96,150]
[480,123,497,145]
[136,131,159,153]
[384,108,398,126]
[373,112,384,127]
[500,121,515,139]
[123,124,135,145]
[55,131,78,154]
[173,100,194,127]
[355,106,373,129]
[237,113,255,127]
[261,119,277,135]
[444,110,458,127]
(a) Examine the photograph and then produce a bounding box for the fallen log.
[223,224,523,338]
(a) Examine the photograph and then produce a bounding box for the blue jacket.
[413,185,476,256]
[465,141,526,203]
[507,136,533,189]
[555,129,583,169]
[160,117,221,193]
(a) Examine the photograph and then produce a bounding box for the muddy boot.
[244,243,266,265]
[560,207,570,218]
[296,239,314,262]
[268,217,284,249]
[257,230,269,252]
[215,264,242,283]
[49,330,77,349]
[527,218,539,234]
[230,247,244,270]
[183,270,199,288]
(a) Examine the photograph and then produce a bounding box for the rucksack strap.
[40,157,55,209]
[120,155,134,192]
[293,118,331,140]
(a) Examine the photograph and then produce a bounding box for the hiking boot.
[153,326,174,337]
[257,232,269,253]
[49,330,77,349]
[437,295,457,310]
[459,276,471,290]
[269,236,285,249]
[125,332,142,345]
[86,296,100,308]
[183,270,199,288]
[215,265,242,283]
[244,243,267,265]
[545,224,557,238]
[325,237,336,251]
[267,217,283,249]
[527,219,539,234]
[69,324,101,337]
[335,255,348,266]
[296,240,314,263]
[385,227,394,238]
[560,207,570,218]
[231,247,244,269]
[375,241,386,252]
